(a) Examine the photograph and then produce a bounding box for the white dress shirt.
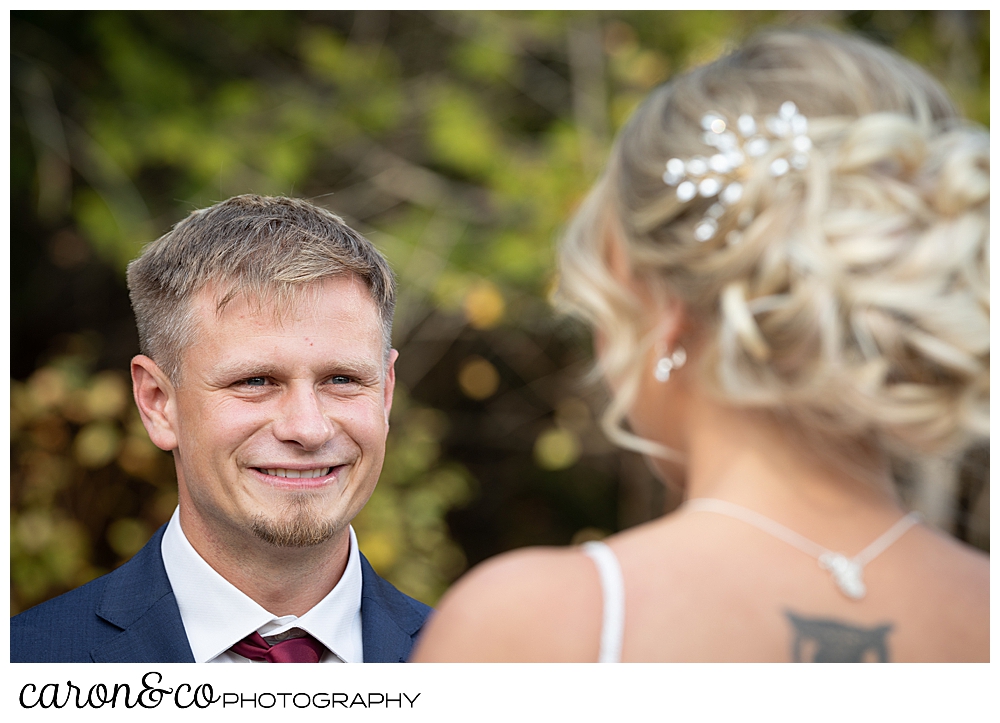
[160,508,364,663]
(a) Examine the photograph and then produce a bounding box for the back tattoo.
[785,610,893,662]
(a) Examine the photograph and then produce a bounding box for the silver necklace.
[684,498,921,600]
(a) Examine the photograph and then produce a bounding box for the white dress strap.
[582,540,625,663]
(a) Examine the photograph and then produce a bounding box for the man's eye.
[243,377,268,387]
[329,375,352,385]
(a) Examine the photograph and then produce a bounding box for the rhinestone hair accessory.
[662,101,812,244]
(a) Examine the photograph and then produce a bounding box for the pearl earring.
[654,346,687,383]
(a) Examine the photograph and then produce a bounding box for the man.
[11,195,430,663]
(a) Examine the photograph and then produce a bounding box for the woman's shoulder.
[871,521,988,661]
[908,522,989,609]
[897,520,989,611]
[411,545,604,662]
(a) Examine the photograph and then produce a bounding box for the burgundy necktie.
[230,631,327,663]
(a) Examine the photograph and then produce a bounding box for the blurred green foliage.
[11,10,990,613]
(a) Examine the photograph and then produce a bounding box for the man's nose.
[272,383,336,450]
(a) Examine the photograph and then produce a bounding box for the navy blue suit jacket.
[10,525,431,663]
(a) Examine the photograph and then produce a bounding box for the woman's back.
[605,510,987,662]
[415,433,988,663]
[410,28,988,664]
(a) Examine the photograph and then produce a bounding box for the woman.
[412,29,988,662]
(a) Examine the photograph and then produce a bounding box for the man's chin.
[249,513,342,548]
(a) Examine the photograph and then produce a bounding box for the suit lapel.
[84,529,424,663]
[360,554,429,662]
[91,525,195,663]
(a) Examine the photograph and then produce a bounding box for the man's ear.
[383,349,399,428]
[131,355,179,452]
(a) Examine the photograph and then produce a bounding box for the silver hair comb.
[663,101,811,244]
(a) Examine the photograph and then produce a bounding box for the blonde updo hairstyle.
[557,29,988,475]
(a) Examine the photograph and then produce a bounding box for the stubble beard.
[249,497,342,547]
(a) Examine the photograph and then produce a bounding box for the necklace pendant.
[818,553,866,600]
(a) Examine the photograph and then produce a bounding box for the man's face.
[168,276,395,549]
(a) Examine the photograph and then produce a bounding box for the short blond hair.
[557,29,988,468]
[127,195,396,382]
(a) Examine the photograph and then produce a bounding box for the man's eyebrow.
[205,359,384,383]
[204,362,279,383]
[324,359,383,380]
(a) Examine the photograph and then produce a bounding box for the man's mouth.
[255,467,335,479]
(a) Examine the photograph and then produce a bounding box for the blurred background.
[10,10,989,613]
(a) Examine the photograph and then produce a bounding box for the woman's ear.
[604,223,632,285]
[653,289,688,353]
[131,355,179,452]
[603,215,690,359]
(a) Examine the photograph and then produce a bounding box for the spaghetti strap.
[582,540,625,663]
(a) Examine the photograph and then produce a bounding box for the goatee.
[249,505,341,547]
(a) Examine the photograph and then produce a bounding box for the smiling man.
[11,195,430,663]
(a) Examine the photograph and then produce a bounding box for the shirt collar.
[160,508,363,663]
